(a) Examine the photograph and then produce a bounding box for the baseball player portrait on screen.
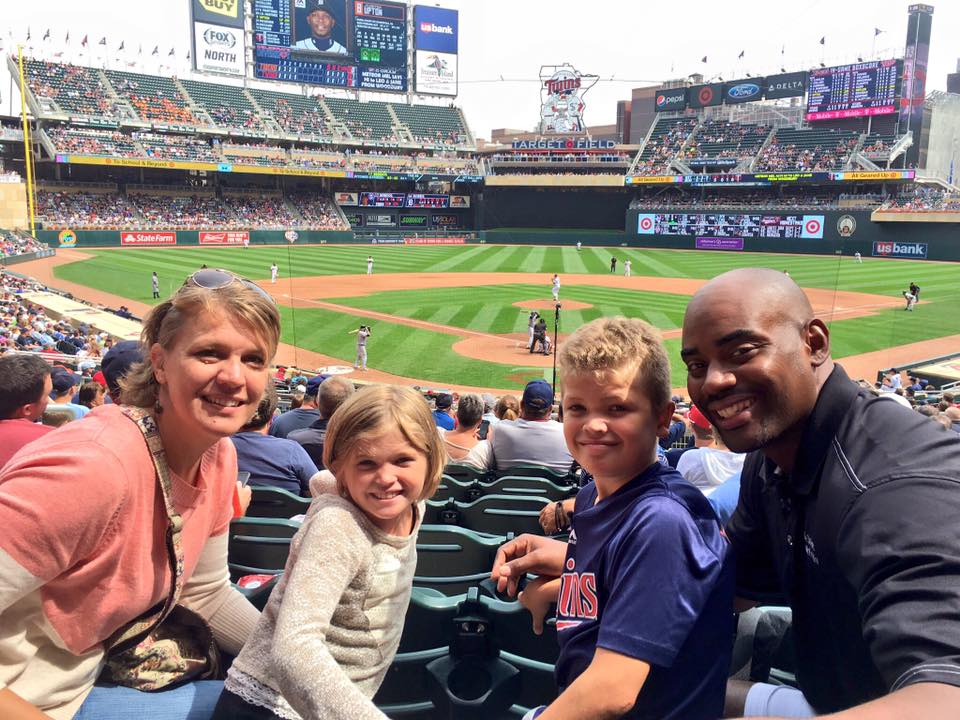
[292,0,349,55]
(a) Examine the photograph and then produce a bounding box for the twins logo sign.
[539,64,599,134]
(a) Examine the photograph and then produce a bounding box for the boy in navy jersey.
[493,317,734,719]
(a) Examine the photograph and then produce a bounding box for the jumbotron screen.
[806,59,902,121]
[252,0,408,91]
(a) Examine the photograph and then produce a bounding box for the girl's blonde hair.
[323,384,445,502]
[494,394,519,421]
[120,282,280,408]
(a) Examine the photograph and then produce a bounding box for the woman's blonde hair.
[494,395,519,421]
[323,384,445,502]
[120,282,280,408]
[558,316,671,411]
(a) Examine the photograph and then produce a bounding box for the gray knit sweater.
[225,472,422,720]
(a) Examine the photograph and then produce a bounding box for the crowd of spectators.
[755,134,858,171]
[136,132,218,162]
[36,190,139,228]
[286,194,349,230]
[272,98,331,137]
[0,232,46,258]
[683,120,770,159]
[130,193,233,228]
[629,189,881,211]
[489,152,632,164]
[26,60,119,118]
[109,75,196,125]
[880,186,960,212]
[633,118,698,176]
[45,127,139,157]
[222,196,297,228]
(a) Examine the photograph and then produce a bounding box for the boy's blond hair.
[323,384,445,502]
[558,317,671,410]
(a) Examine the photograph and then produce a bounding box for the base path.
[13,252,949,393]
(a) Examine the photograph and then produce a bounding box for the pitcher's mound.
[514,299,593,311]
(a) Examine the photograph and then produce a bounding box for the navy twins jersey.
[555,462,735,720]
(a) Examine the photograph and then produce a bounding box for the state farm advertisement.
[120,232,176,246]
[199,231,249,245]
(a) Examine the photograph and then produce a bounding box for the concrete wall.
[0,181,28,230]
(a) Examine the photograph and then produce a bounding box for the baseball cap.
[305,374,326,397]
[306,0,338,18]
[522,380,554,413]
[51,371,82,395]
[435,393,453,410]
[101,340,143,398]
[684,404,711,430]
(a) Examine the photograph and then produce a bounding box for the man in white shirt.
[675,404,745,494]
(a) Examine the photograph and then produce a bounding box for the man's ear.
[805,319,831,368]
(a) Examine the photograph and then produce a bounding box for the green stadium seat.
[227,517,300,576]
[414,525,508,596]
[247,486,311,519]
[443,463,489,483]
[431,476,482,503]
[424,495,550,536]
[490,464,574,485]
[481,476,576,502]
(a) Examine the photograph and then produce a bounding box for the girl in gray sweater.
[214,385,446,720]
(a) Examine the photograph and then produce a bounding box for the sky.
[2,0,957,140]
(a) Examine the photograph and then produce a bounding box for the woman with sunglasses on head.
[0,269,280,720]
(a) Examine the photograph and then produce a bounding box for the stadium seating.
[414,525,508,596]
[633,116,698,175]
[246,485,311,519]
[45,127,140,157]
[685,120,771,161]
[755,127,859,171]
[180,78,267,132]
[479,476,576,502]
[324,97,399,142]
[227,516,300,578]
[249,88,333,138]
[423,495,550,536]
[105,69,198,125]
[135,131,218,162]
[36,187,140,228]
[24,59,119,118]
[391,103,467,146]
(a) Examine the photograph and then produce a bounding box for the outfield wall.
[36,229,355,248]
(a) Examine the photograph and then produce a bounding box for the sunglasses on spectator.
[184,268,274,304]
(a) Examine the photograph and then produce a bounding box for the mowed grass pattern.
[53,244,960,389]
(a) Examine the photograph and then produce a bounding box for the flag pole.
[17,45,36,236]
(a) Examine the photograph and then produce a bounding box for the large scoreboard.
[252,0,407,91]
[637,213,826,240]
[806,59,902,121]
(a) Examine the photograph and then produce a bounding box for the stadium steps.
[242,89,284,136]
[315,97,350,140]
[748,127,779,172]
[171,77,215,127]
[34,130,60,160]
[456,107,476,148]
[96,69,139,124]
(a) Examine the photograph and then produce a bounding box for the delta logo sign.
[872,241,928,259]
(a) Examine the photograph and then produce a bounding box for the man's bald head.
[686,268,814,329]
[680,268,833,471]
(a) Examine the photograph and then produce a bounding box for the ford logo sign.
[728,83,760,99]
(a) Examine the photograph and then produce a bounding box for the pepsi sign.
[654,87,687,112]
[724,79,763,104]
[414,6,458,54]
[872,241,928,259]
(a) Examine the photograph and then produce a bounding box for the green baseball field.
[49,244,960,391]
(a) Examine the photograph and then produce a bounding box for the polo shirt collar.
[787,363,859,496]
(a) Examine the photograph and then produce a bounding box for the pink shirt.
[0,418,53,469]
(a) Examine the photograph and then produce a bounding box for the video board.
[636,213,825,239]
[405,193,449,208]
[360,191,406,207]
[806,59,902,121]
[252,0,407,91]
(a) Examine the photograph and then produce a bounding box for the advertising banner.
[723,78,764,104]
[193,21,244,76]
[335,192,359,206]
[637,213,656,234]
[192,0,243,28]
[873,240,928,259]
[654,87,687,112]
[120,232,176,246]
[764,71,807,99]
[696,237,744,250]
[687,83,723,109]
[800,215,825,239]
[365,214,397,227]
[432,213,461,226]
[450,195,471,208]
[414,6,458,53]
[404,237,465,245]
[415,50,457,96]
[199,231,249,244]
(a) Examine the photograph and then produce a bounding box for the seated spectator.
[442,393,488,464]
[47,369,90,420]
[0,269,281,718]
[494,394,520,422]
[100,339,142,403]
[476,380,572,474]
[77,381,105,409]
[270,375,323,438]
[675,407,746,494]
[0,353,54,467]
[231,383,319,497]
[42,406,76,427]
[288,375,355,470]
[432,392,455,431]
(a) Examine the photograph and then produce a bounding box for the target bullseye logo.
[698,86,714,105]
[639,217,654,231]
[805,218,822,235]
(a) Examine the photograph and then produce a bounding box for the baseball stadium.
[1,1,960,718]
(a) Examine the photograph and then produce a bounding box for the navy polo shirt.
[728,364,960,713]
[555,462,734,719]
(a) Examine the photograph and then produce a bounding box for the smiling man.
[292,0,348,55]
[680,267,960,719]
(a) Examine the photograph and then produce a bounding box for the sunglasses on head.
[184,268,275,304]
